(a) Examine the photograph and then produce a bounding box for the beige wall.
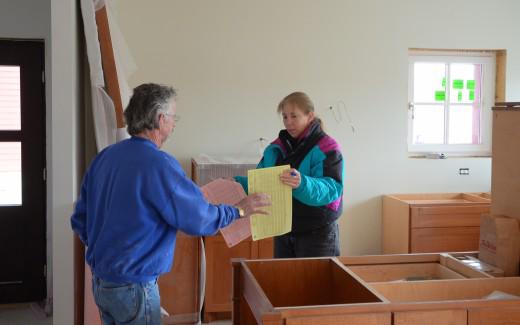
[111,0,520,255]
[50,0,81,324]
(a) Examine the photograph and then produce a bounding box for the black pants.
[274,223,340,258]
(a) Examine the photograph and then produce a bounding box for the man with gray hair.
[71,83,270,325]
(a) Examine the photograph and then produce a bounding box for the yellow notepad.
[248,165,292,241]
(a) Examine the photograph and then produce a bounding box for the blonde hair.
[277,91,314,114]
[277,91,323,129]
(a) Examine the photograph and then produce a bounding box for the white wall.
[50,0,81,323]
[112,0,520,255]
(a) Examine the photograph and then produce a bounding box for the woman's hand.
[280,168,301,189]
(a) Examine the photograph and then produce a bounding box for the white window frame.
[408,50,495,157]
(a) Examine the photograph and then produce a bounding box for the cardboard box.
[478,214,520,276]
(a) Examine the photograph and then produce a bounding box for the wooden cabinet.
[232,254,520,324]
[230,105,520,324]
[158,232,202,324]
[491,104,520,220]
[190,157,274,322]
[205,234,273,321]
[382,193,491,254]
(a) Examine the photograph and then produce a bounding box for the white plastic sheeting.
[80,0,133,152]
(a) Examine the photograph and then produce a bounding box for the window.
[408,50,496,156]
[0,66,22,205]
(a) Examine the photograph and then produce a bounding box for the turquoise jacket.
[236,121,344,233]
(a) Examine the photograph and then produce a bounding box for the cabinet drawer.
[394,310,466,325]
[411,227,480,253]
[411,206,489,228]
[286,312,391,325]
[468,307,520,324]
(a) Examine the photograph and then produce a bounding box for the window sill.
[408,153,491,159]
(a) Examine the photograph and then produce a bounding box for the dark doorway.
[0,39,46,302]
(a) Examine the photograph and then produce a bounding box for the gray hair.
[124,83,177,136]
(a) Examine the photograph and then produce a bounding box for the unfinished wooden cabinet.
[205,235,273,321]
[382,193,491,254]
[158,232,202,324]
[491,104,520,220]
[191,157,274,322]
[232,254,520,324]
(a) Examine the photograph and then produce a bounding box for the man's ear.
[156,113,164,129]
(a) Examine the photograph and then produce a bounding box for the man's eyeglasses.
[164,112,180,122]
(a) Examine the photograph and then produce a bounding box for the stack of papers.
[200,165,292,247]
[201,178,250,248]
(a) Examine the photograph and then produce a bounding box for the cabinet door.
[158,232,200,320]
[205,233,273,316]
[205,234,256,313]
[258,237,274,258]
[410,227,480,253]
[394,310,466,325]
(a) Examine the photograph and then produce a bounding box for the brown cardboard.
[478,214,520,276]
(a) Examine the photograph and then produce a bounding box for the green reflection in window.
[435,90,445,101]
[453,79,464,89]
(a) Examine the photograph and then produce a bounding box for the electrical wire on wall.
[258,137,268,156]
[328,100,356,134]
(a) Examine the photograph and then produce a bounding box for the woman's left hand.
[280,168,301,189]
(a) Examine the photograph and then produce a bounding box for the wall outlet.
[459,168,470,175]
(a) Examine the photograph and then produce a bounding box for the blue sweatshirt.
[71,136,240,283]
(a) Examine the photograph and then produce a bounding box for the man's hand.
[235,193,271,218]
[220,177,236,182]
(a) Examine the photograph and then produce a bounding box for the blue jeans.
[92,277,161,325]
[274,223,340,258]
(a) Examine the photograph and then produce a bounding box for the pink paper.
[201,179,251,247]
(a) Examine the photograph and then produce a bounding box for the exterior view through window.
[0,40,46,303]
[0,66,22,205]
[408,51,495,156]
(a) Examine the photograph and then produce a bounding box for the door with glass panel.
[0,40,46,302]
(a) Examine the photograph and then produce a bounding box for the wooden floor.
[0,304,232,325]
[0,304,52,325]
[0,304,233,325]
